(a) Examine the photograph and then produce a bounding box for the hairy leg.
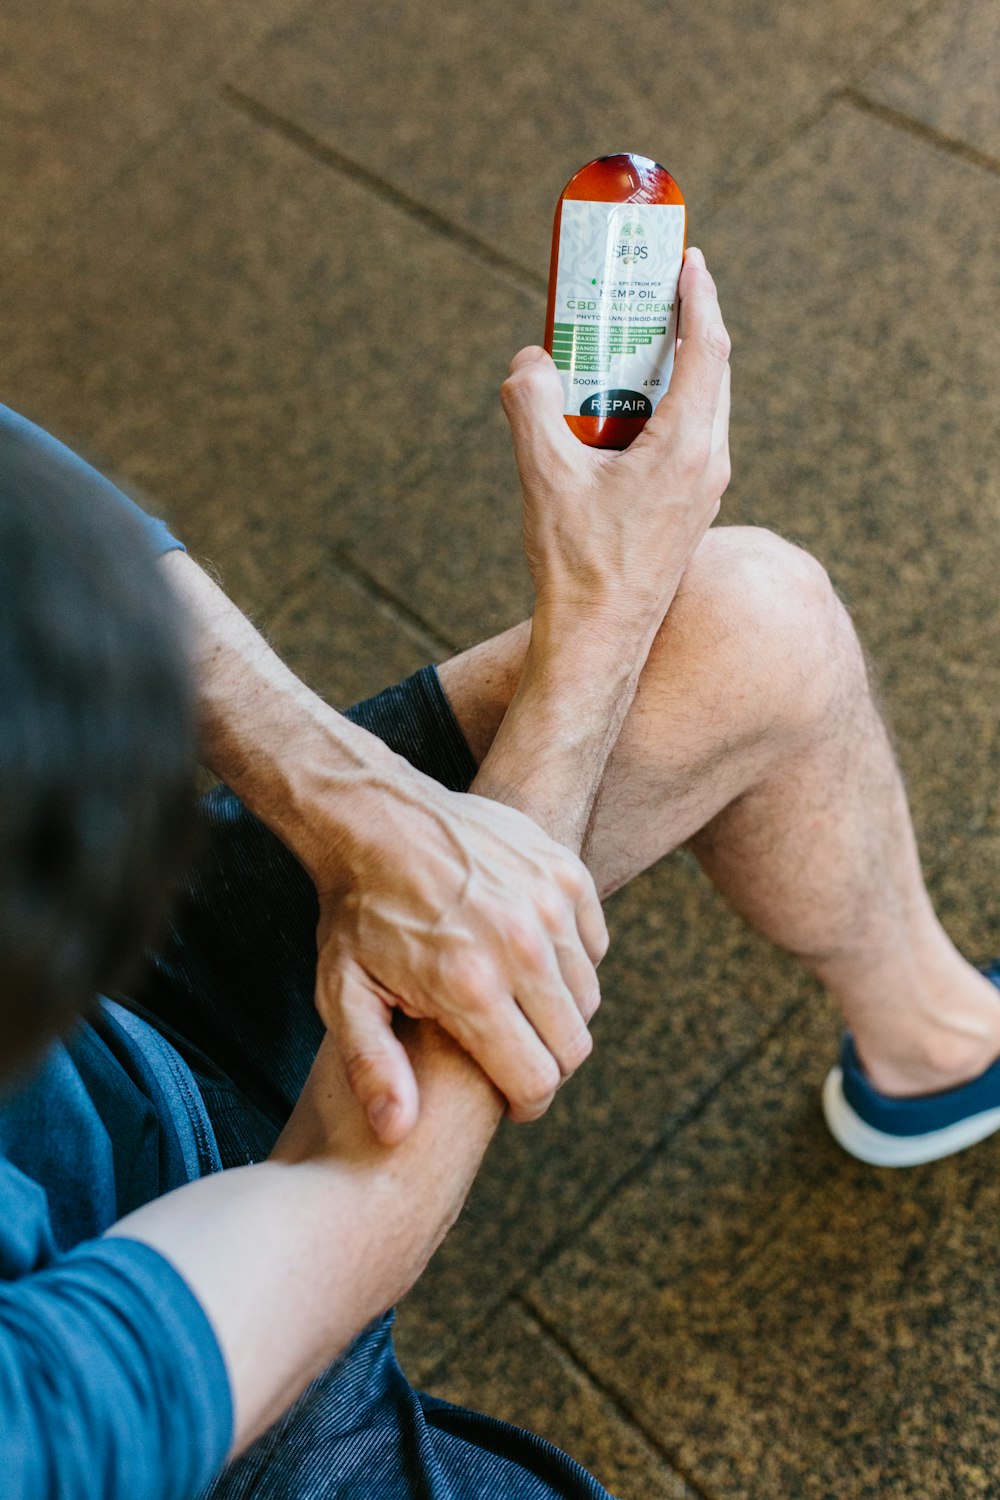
[438,526,1000,1097]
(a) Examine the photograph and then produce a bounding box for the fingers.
[711,360,732,492]
[519,856,606,1024]
[317,845,609,1140]
[444,861,605,1114]
[571,870,610,967]
[547,847,609,968]
[676,247,730,355]
[500,345,584,486]
[673,247,732,414]
[554,933,602,1024]
[318,956,420,1145]
[642,246,731,447]
[547,858,607,1018]
[517,933,597,1065]
[448,965,577,1125]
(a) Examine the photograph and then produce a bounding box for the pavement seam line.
[220,84,548,296]
[513,1295,718,1500]
[692,0,962,225]
[329,548,459,657]
[696,89,842,225]
[420,992,812,1384]
[510,991,811,1285]
[838,87,1000,175]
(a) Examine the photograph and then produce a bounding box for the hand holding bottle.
[501,246,732,665]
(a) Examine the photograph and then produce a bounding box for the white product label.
[551,200,685,420]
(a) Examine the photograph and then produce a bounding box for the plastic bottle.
[544,153,686,449]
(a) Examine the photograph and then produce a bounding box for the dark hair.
[0,427,197,1075]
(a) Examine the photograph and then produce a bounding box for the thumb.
[317,955,420,1145]
[500,345,582,486]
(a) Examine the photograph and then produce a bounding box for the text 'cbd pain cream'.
[544,153,686,449]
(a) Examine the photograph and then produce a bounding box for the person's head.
[0,427,197,1079]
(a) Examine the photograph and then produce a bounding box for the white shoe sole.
[822,1066,1000,1167]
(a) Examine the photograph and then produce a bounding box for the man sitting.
[2,251,998,1498]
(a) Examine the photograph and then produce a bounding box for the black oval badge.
[579,389,653,419]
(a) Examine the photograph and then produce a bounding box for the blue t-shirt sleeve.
[0,403,184,557]
[0,1237,232,1498]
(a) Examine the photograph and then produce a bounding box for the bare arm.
[162,548,604,1139]
[106,616,624,1451]
[112,1018,501,1448]
[115,247,731,1456]
[115,581,640,1452]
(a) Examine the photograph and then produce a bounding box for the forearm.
[111,1022,501,1453]
[160,549,430,878]
[472,610,645,852]
[132,568,634,1453]
[164,547,643,859]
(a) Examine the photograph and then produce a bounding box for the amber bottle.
[544,153,686,449]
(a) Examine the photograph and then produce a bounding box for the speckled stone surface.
[1,96,542,627]
[393,856,804,1382]
[699,100,1000,897]
[424,1302,698,1500]
[527,998,1000,1499]
[341,388,537,651]
[400,80,1000,1478]
[233,0,923,277]
[0,0,310,258]
[862,0,1000,159]
[3,4,999,1497]
[510,108,1000,1498]
[266,559,442,710]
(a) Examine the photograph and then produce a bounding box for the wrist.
[528,596,655,684]
[253,724,421,890]
[521,610,644,717]
[471,612,645,851]
[162,549,411,885]
[195,654,408,888]
[272,1024,502,1168]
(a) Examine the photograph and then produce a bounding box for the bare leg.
[439,526,1000,1097]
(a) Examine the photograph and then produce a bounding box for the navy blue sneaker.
[823,966,1000,1167]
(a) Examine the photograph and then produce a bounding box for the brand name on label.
[615,242,648,260]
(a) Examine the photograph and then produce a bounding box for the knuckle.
[532,885,567,933]
[505,915,547,972]
[343,1048,387,1098]
[442,950,493,1011]
[562,1027,594,1071]
[686,259,715,291]
[703,321,732,363]
[514,1059,561,1116]
[499,373,521,412]
[583,977,603,1018]
[500,363,544,412]
[553,857,586,901]
[712,452,733,496]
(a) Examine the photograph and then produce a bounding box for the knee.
[683,525,837,625]
[670,526,864,726]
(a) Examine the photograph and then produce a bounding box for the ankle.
[857,969,1000,1097]
[860,1030,1000,1098]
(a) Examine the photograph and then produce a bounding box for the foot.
[823,965,1000,1167]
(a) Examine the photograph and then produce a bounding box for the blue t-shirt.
[0,405,234,1496]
